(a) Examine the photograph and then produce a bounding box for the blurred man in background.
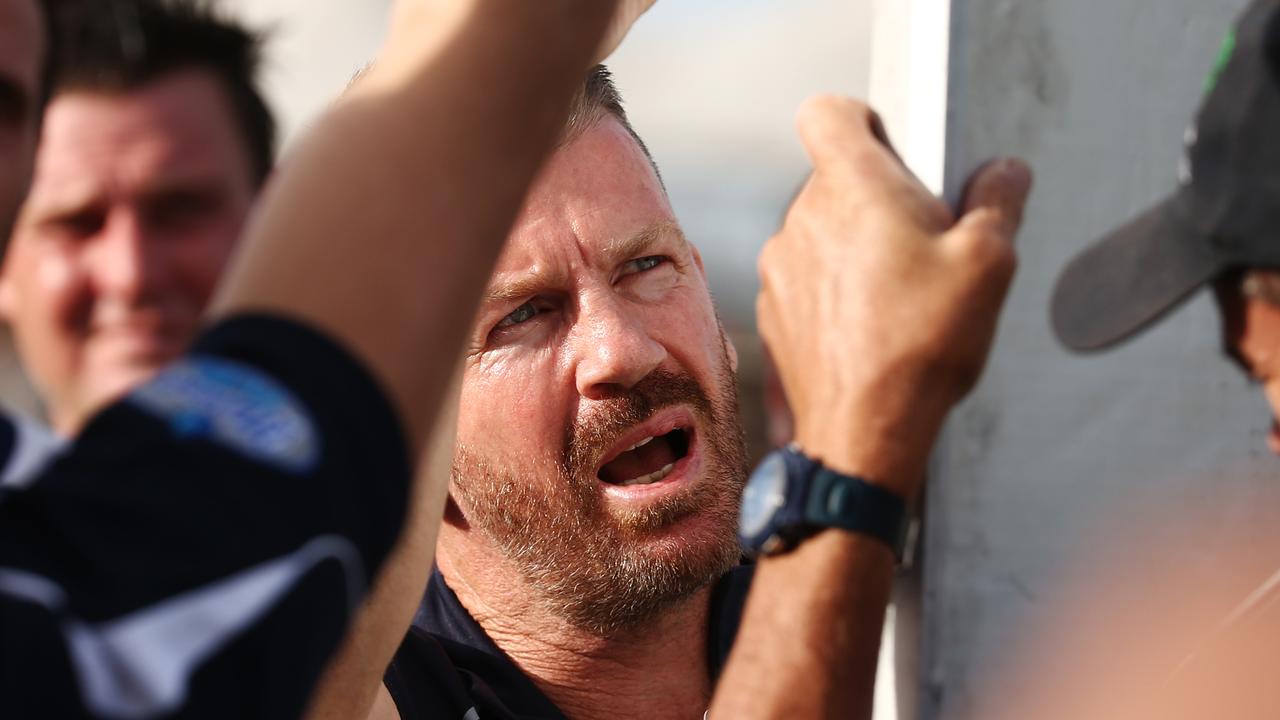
[0,0,273,435]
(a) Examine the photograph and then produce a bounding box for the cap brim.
[1051,196,1230,352]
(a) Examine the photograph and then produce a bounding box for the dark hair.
[44,0,274,185]
[565,65,662,185]
[37,0,72,106]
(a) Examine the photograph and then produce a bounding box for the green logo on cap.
[1207,29,1237,92]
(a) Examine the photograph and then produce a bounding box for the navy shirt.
[0,315,411,719]
[385,566,753,720]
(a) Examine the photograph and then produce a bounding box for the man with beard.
[375,64,1033,719]
[0,0,649,716]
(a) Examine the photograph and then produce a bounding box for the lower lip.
[599,439,702,502]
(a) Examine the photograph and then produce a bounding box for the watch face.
[739,451,788,540]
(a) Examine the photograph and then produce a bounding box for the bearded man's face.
[449,117,748,635]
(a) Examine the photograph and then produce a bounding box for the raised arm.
[1,2,652,717]
[712,96,1032,719]
[210,0,624,447]
[207,4,656,719]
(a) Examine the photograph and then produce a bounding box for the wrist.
[739,446,911,560]
[794,406,942,503]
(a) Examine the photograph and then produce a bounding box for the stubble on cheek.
[450,351,748,635]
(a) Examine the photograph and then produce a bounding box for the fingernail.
[996,158,1033,196]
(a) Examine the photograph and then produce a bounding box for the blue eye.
[497,302,539,328]
[625,256,666,274]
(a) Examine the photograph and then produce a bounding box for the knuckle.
[798,94,870,123]
[755,294,778,336]
[757,240,781,280]
[797,95,876,156]
[952,215,1014,269]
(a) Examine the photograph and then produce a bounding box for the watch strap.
[804,467,909,560]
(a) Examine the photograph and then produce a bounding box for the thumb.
[958,158,1033,241]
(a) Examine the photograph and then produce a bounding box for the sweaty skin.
[434,116,746,720]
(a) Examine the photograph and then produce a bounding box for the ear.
[725,330,739,374]
[690,242,708,280]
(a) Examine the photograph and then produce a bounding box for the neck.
[436,533,713,720]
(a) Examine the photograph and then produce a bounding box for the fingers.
[958,158,1033,242]
[794,95,954,232]
[795,95,898,175]
[932,160,1031,328]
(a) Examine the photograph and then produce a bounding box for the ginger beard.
[451,336,748,636]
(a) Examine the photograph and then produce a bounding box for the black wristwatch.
[738,445,909,558]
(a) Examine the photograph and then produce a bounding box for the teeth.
[616,462,676,487]
[624,436,656,453]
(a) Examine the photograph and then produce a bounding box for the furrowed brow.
[484,268,563,306]
[603,221,687,265]
[482,222,688,306]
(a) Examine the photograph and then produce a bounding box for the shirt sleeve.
[0,313,411,719]
[0,411,66,491]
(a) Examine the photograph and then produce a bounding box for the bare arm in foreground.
[712,97,1032,719]
[251,3,656,719]
[211,0,623,445]
[212,0,617,716]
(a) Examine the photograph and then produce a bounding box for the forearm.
[712,532,895,720]
[729,94,1026,720]
[212,5,616,714]
[712,432,918,720]
[305,368,461,720]
[210,0,619,450]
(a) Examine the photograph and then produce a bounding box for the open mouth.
[598,427,693,487]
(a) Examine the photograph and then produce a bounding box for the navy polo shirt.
[385,566,753,719]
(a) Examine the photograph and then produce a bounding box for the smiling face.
[0,69,257,433]
[448,117,747,635]
[0,0,43,239]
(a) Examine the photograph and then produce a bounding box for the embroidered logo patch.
[128,357,320,474]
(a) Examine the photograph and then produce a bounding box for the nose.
[87,209,160,302]
[573,293,667,399]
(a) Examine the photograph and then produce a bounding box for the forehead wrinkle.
[484,262,571,305]
[483,219,688,307]
[595,220,688,267]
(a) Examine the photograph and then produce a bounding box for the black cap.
[1051,0,1280,352]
